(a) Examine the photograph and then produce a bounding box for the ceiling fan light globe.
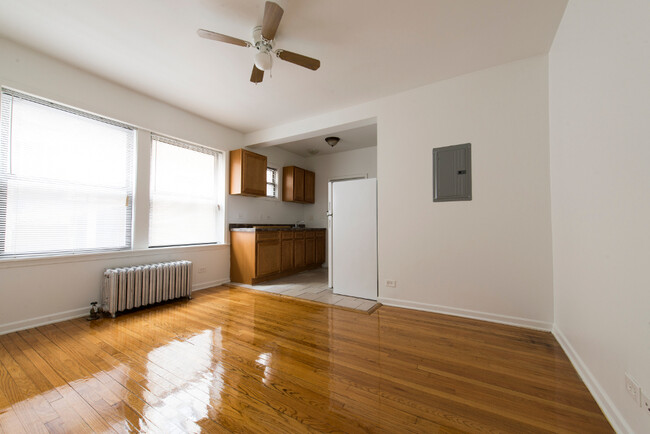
[254,51,272,71]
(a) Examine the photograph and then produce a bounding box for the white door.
[332,178,377,299]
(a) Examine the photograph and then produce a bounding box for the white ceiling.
[0,0,567,133]
[274,123,376,158]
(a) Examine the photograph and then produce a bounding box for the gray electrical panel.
[432,143,472,202]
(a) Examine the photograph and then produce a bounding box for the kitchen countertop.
[229,224,326,232]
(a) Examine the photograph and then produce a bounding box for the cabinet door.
[294,167,305,202]
[315,235,325,264]
[256,240,281,277]
[281,240,294,272]
[242,150,267,196]
[305,237,315,265]
[294,238,305,268]
[304,170,315,203]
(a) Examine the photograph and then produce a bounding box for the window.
[149,134,223,247]
[266,167,278,198]
[0,89,135,257]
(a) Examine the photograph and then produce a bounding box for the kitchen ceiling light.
[325,136,340,147]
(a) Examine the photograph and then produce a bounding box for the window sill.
[0,243,229,270]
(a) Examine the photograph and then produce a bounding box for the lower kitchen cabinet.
[315,232,326,263]
[294,233,305,268]
[305,231,316,265]
[230,229,326,284]
[281,232,294,272]
[256,240,281,277]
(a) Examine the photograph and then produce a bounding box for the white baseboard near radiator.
[192,278,230,291]
[552,326,630,434]
[0,279,231,336]
[378,297,553,331]
[0,306,88,336]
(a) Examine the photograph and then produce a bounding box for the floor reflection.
[0,285,612,433]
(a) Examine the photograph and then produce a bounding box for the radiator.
[102,261,193,317]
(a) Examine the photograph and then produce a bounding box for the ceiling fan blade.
[261,1,284,41]
[276,50,320,71]
[250,65,264,83]
[197,29,251,47]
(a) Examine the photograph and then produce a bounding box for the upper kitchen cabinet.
[304,170,315,203]
[283,166,315,204]
[230,149,267,196]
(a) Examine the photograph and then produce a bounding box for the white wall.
[549,1,650,432]
[0,37,241,333]
[247,55,554,330]
[228,146,308,226]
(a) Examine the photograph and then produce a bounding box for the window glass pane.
[266,167,277,198]
[149,136,221,247]
[10,99,129,187]
[0,90,134,257]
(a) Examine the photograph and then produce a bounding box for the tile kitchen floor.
[229,267,380,313]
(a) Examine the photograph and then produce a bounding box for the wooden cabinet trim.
[230,149,267,197]
[256,231,280,241]
[256,240,281,277]
[304,170,315,203]
[231,229,326,285]
[282,165,315,204]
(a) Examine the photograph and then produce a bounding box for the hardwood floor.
[0,286,612,433]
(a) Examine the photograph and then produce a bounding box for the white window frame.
[148,133,225,248]
[266,166,279,199]
[0,88,135,258]
[0,88,228,262]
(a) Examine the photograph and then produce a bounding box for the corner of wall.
[552,325,631,433]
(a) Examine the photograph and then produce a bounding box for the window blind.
[0,89,135,257]
[149,134,221,247]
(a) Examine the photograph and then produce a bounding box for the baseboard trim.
[0,279,231,336]
[378,297,552,331]
[552,326,630,434]
[192,278,230,292]
[0,307,88,336]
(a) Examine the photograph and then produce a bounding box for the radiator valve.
[87,301,100,321]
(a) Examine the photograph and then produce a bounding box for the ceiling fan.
[197,1,321,83]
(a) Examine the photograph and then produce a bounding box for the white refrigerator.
[327,178,378,300]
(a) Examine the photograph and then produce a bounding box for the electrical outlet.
[386,280,397,288]
[642,392,650,416]
[198,267,206,274]
[625,373,641,406]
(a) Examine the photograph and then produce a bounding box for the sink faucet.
[294,220,305,228]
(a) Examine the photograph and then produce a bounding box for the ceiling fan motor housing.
[252,26,273,70]
[197,2,319,83]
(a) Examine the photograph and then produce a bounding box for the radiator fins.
[102,261,192,317]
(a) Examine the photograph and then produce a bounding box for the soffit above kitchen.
[274,124,376,158]
[0,0,567,133]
